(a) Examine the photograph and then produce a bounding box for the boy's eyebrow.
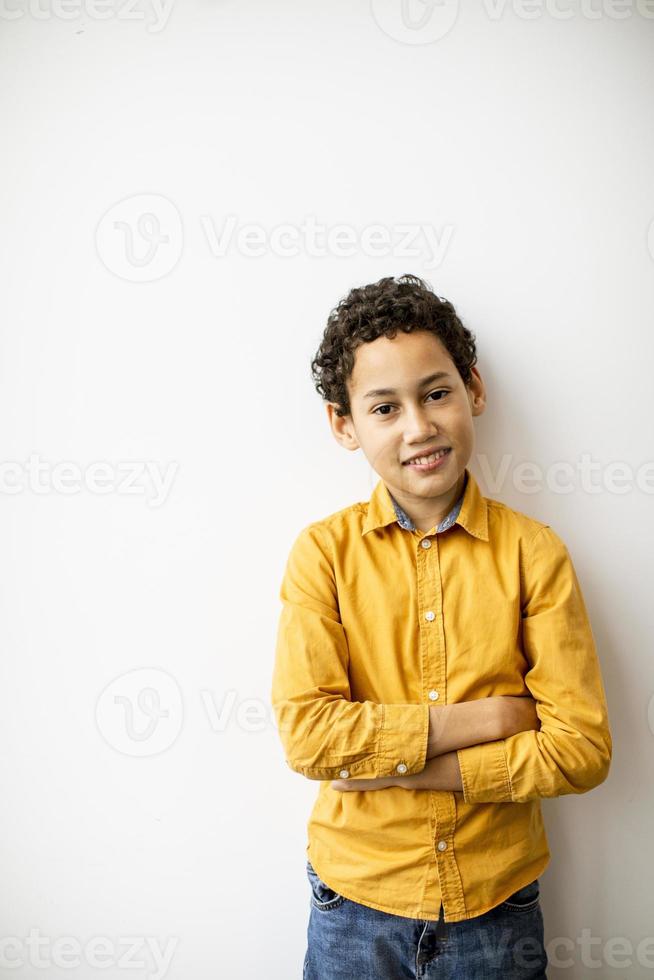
[362,371,454,400]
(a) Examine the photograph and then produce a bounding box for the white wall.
[1,2,652,977]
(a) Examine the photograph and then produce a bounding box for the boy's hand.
[330,752,464,793]
[427,695,538,757]
[329,698,541,792]
[498,695,541,739]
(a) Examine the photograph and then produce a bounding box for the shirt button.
[424,611,435,622]
[420,538,431,549]
[437,840,448,851]
[396,762,408,774]
[428,690,439,701]
[339,769,349,778]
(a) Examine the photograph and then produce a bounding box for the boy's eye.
[371,390,449,416]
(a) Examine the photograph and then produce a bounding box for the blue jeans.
[303,860,548,979]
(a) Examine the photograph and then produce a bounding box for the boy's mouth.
[402,447,452,471]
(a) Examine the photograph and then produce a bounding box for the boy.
[270,274,612,979]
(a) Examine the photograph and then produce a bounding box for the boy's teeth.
[410,449,449,464]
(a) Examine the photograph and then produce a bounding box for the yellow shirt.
[270,466,612,922]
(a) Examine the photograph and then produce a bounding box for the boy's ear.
[326,402,360,451]
[467,367,486,416]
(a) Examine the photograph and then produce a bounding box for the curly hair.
[310,274,478,418]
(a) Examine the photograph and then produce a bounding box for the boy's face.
[326,330,486,532]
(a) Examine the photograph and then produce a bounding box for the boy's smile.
[327,330,486,532]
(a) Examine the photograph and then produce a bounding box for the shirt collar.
[361,466,489,541]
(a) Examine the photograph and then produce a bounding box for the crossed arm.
[273,523,612,803]
[330,696,540,794]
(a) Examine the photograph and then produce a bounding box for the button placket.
[417,533,444,711]
[418,529,462,918]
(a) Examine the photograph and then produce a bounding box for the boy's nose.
[403,420,440,444]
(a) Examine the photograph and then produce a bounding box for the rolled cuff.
[457,740,513,803]
[378,703,430,777]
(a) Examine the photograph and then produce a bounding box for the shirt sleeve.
[456,525,612,804]
[271,523,430,780]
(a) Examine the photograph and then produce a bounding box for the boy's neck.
[389,469,468,533]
